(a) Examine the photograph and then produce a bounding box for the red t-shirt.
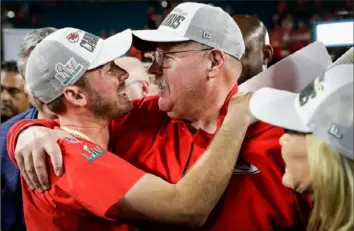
[7,127,145,231]
[8,85,312,231]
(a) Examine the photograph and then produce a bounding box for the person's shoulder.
[1,108,38,132]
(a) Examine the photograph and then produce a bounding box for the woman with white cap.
[250,63,354,231]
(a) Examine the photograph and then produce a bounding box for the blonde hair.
[306,135,354,231]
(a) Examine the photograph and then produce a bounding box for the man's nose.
[119,71,129,82]
[148,62,163,76]
[1,89,11,102]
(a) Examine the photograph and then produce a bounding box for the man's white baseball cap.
[132,2,245,59]
[25,27,132,104]
[250,64,354,160]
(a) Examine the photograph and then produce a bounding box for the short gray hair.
[17,27,57,77]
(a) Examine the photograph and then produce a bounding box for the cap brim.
[250,88,312,133]
[89,29,132,69]
[132,29,190,51]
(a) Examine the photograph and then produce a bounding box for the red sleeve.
[7,119,59,161]
[55,138,145,219]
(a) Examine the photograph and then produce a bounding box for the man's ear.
[63,86,87,107]
[140,81,149,97]
[23,82,29,95]
[207,48,225,79]
[262,44,274,67]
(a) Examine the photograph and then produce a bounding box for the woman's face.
[279,132,314,195]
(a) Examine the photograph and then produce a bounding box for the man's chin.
[115,100,134,117]
[1,106,14,116]
[158,97,173,112]
[121,103,133,115]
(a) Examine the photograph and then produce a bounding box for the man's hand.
[227,92,258,125]
[15,126,70,192]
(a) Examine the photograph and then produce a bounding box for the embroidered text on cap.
[80,32,99,52]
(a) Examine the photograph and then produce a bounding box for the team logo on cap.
[328,123,343,139]
[55,57,84,85]
[80,32,99,53]
[161,12,186,29]
[67,32,79,43]
[202,31,211,39]
[299,74,325,107]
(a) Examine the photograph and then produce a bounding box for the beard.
[89,88,133,121]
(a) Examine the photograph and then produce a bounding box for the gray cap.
[132,2,245,59]
[25,27,132,104]
[251,64,354,160]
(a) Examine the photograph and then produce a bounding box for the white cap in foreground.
[250,64,354,160]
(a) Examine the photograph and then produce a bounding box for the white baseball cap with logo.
[25,27,132,104]
[250,64,354,160]
[132,2,245,59]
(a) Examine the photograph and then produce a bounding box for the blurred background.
[1,0,353,64]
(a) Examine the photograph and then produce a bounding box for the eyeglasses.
[151,48,212,68]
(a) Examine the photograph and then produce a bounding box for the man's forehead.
[88,61,116,73]
[156,41,193,51]
[1,70,20,77]
[1,71,24,85]
[101,61,115,68]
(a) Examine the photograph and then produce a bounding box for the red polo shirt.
[7,127,145,231]
[109,86,312,231]
[8,85,312,231]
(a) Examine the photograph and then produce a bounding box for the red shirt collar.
[217,84,239,128]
